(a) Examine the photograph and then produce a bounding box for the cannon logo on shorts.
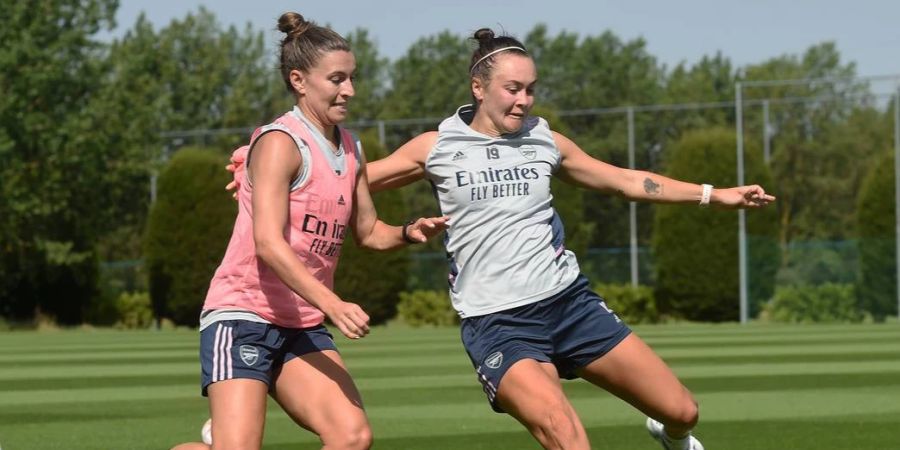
[484,351,503,369]
[240,345,259,366]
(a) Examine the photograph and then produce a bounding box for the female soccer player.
[171,12,447,450]
[364,28,775,450]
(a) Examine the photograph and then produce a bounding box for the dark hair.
[468,28,528,81]
[277,12,351,93]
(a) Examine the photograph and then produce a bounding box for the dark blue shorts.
[460,275,631,412]
[199,320,337,396]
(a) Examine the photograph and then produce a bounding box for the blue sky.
[108,0,900,77]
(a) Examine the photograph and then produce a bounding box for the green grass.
[2,323,900,449]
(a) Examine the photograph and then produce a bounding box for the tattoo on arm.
[643,177,662,195]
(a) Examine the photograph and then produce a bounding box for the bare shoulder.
[551,130,576,148]
[411,131,438,148]
[254,129,298,154]
[396,131,439,160]
[250,130,301,177]
[551,130,583,159]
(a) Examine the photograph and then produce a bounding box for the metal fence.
[149,75,900,320]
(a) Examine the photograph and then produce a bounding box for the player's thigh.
[207,378,269,450]
[497,359,581,430]
[271,350,369,438]
[576,333,696,422]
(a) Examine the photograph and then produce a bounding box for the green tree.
[381,30,470,121]
[346,28,389,122]
[144,148,235,325]
[742,42,865,245]
[525,24,662,112]
[91,7,288,272]
[653,128,778,321]
[0,0,121,324]
[533,106,593,257]
[663,52,735,131]
[525,24,665,250]
[857,150,897,321]
[333,132,410,325]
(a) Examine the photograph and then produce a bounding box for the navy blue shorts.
[199,320,337,396]
[460,275,632,412]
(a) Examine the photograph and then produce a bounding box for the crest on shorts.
[240,345,259,366]
[485,351,503,369]
[518,145,536,160]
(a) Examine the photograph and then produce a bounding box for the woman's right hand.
[322,300,371,339]
[225,146,247,199]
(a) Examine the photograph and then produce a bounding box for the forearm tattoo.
[643,177,662,196]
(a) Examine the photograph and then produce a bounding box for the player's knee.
[656,391,699,432]
[322,422,372,450]
[533,403,581,444]
[672,397,699,429]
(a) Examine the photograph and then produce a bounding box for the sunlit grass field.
[2,322,899,449]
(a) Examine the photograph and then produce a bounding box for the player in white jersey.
[366,29,775,450]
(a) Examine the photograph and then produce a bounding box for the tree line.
[1,1,896,326]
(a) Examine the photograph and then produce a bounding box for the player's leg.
[576,334,701,449]
[207,379,269,449]
[460,299,590,450]
[552,276,701,449]
[494,359,590,450]
[271,326,371,450]
[169,380,269,450]
[175,320,275,450]
[170,443,209,450]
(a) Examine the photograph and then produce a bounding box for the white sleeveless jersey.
[426,105,580,317]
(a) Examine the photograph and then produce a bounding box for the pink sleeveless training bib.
[204,110,358,328]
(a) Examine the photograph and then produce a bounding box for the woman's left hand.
[405,216,451,243]
[714,185,776,209]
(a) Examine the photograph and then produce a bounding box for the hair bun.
[278,12,310,37]
[473,28,495,44]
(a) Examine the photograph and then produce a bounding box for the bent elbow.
[253,235,278,264]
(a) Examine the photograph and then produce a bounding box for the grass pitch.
[1,322,899,449]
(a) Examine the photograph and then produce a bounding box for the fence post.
[627,107,639,287]
[763,99,771,164]
[894,86,900,321]
[735,82,749,324]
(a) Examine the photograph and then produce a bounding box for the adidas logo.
[337,195,346,205]
[452,151,466,161]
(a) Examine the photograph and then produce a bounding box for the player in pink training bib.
[170,11,447,450]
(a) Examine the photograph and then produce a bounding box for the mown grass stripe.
[4,355,198,368]
[2,323,899,449]
[666,359,900,378]
[650,341,900,357]
[0,373,201,392]
[643,334,900,349]
[3,352,898,383]
[659,349,900,365]
[0,349,198,364]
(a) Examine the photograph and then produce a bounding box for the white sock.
[662,431,692,450]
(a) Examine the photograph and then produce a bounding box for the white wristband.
[700,184,713,206]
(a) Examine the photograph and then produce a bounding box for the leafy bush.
[397,290,458,327]
[115,291,154,329]
[144,148,236,325]
[776,241,858,286]
[762,283,862,323]
[653,128,779,321]
[593,283,659,324]
[857,151,897,321]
